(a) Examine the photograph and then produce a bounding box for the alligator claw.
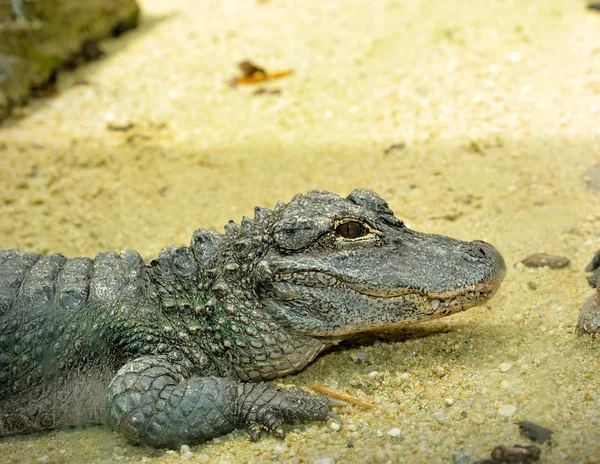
[246,424,263,442]
[327,411,343,425]
[246,412,287,441]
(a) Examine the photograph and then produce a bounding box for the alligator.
[0,189,506,449]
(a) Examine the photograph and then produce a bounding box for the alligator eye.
[336,221,369,239]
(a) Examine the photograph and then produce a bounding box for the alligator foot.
[107,356,343,449]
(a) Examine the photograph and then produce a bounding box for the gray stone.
[0,0,139,120]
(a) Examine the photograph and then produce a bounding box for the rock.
[516,421,553,444]
[521,253,570,269]
[490,444,541,462]
[576,284,600,335]
[0,0,140,120]
[585,249,600,288]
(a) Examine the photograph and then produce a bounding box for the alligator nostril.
[464,240,489,259]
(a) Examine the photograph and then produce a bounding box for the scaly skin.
[0,189,506,448]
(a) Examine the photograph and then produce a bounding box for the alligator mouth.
[275,266,501,293]
[344,275,501,300]
[344,281,497,317]
[272,269,502,313]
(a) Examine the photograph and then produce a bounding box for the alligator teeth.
[431,299,440,310]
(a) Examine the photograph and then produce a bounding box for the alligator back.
[0,248,147,436]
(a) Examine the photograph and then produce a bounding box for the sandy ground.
[1,0,600,462]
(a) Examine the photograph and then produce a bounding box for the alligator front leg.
[106,356,341,449]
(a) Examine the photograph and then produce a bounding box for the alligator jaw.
[344,268,504,301]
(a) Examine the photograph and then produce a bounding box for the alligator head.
[211,189,506,341]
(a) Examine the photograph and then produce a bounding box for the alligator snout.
[461,240,506,294]
[465,240,493,259]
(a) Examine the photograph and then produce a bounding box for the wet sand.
[1,0,600,462]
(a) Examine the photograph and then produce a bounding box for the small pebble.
[512,314,525,324]
[387,427,401,437]
[434,365,447,378]
[491,444,541,462]
[517,421,553,444]
[585,249,600,275]
[444,397,455,406]
[433,411,448,423]
[472,414,485,424]
[314,458,335,464]
[353,351,368,362]
[521,253,570,269]
[498,404,517,417]
[106,120,134,132]
[526,281,537,291]
[37,456,49,464]
[452,451,472,464]
[329,421,341,431]
[383,143,406,155]
[499,362,512,372]
[196,454,210,463]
